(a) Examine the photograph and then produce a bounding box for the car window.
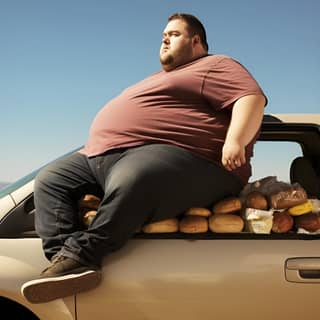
[250,141,303,183]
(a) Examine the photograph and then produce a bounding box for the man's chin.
[160,52,174,64]
[160,55,175,71]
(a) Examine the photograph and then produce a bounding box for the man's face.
[160,19,194,71]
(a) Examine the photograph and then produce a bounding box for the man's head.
[160,13,209,72]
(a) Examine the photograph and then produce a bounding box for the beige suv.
[0,114,320,320]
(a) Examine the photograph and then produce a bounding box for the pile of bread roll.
[78,182,320,234]
[241,181,320,234]
[78,194,101,227]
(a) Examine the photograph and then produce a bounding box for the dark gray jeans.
[34,144,243,267]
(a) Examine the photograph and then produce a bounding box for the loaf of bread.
[209,214,244,233]
[272,211,294,233]
[245,191,268,210]
[79,194,101,210]
[142,218,179,233]
[295,213,320,232]
[180,216,208,233]
[268,185,307,209]
[212,197,242,215]
[185,207,212,217]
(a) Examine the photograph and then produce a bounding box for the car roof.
[264,114,320,125]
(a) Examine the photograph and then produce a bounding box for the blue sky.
[1,0,319,183]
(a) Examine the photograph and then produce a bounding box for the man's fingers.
[222,157,231,171]
[222,158,245,171]
[240,154,246,165]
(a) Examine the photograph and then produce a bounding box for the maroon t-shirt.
[80,55,267,183]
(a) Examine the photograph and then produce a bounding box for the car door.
[76,236,320,320]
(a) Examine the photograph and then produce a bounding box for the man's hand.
[221,94,266,171]
[222,140,246,171]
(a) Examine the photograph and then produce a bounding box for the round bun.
[180,216,208,233]
[142,218,179,233]
[82,210,97,227]
[272,211,294,233]
[213,197,242,214]
[185,207,212,217]
[295,213,320,232]
[209,214,244,233]
[245,191,268,210]
[79,194,101,210]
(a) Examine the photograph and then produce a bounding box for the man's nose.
[162,36,170,44]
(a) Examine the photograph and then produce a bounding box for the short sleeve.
[202,57,267,110]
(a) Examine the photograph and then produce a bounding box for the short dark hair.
[168,13,209,51]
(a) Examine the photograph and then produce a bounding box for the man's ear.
[192,34,201,47]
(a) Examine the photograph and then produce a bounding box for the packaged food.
[244,208,273,234]
[269,184,308,209]
[288,200,313,216]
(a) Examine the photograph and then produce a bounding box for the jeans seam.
[54,197,65,250]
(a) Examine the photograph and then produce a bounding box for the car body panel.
[270,113,320,123]
[11,180,34,206]
[0,195,15,219]
[0,239,75,319]
[76,238,320,320]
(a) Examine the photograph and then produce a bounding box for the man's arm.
[222,94,266,171]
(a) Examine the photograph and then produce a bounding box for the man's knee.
[106,164,152,196]
[34,165,54,192]
[34,158,70,194]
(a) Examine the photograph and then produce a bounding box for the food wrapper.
[268,184,307,209]
[244,208,274,234]
[309,199,320,213]
[240,176,308,209]
[297,228,320,235]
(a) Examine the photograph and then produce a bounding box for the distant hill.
[0,182,10,190]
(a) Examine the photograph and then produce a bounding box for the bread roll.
[212,197,242,215]
[79,194,101,210]
[142,218,179,233]
[245,191,268,210]
[185,207,212,217]
[82,210,97,227]
[180,216,208,233]
[209,214,244,233]
[295,213,320,232]
[272,211,294,233]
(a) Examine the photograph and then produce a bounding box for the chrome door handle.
[285,257,320,283]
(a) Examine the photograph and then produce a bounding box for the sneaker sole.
[21,270,102,304]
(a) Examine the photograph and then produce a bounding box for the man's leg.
[33,152,102,261]
[22,151,120,303]
[67,144,243,266]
